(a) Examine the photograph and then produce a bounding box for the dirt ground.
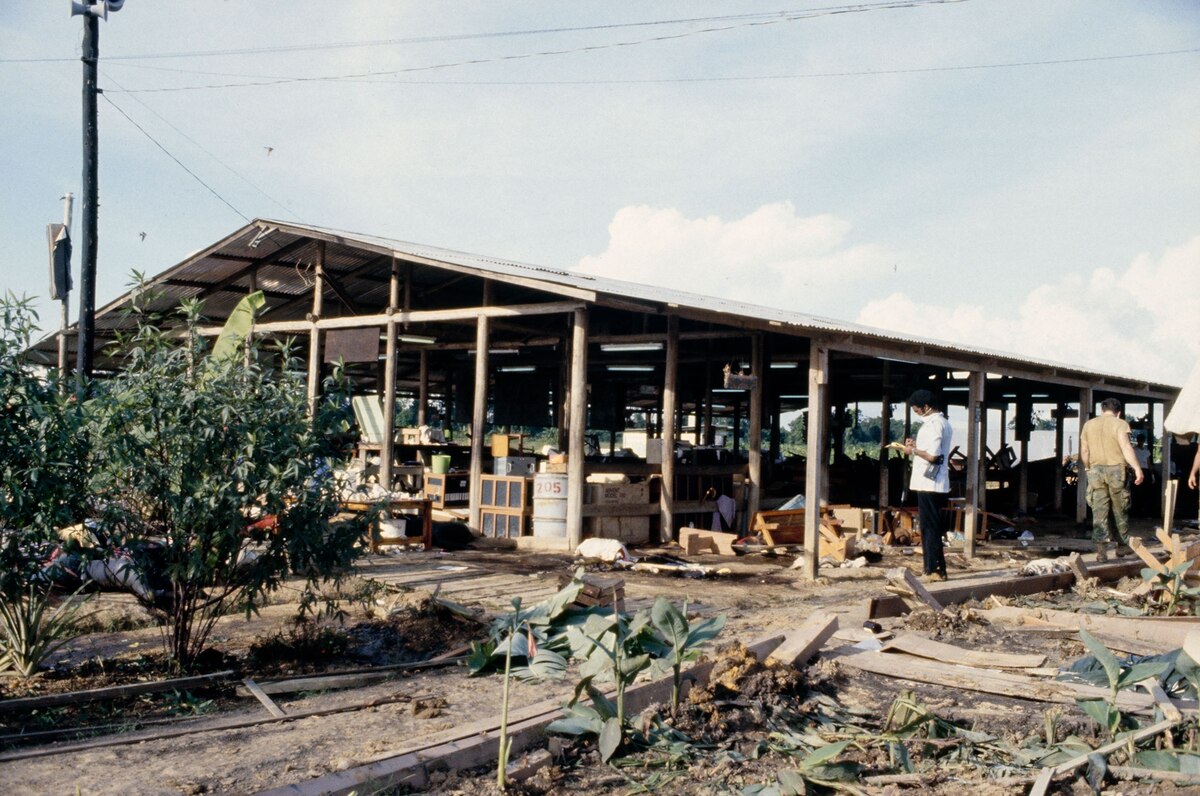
[0,518,1188,795]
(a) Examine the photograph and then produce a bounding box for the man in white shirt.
[904,389,954,582]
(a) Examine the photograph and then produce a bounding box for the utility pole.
[71,0,125,385]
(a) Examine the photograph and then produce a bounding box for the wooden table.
[341,497,433,552]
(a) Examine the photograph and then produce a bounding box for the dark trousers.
[917,490,948,577]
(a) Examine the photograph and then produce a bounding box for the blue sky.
[2,1,1197,383]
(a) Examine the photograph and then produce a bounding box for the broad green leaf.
[209,291,265,363]
[686,614,727,647]
[776,770,807,795]
[1084,752,1107,792]
[651,596,688,647]
[1116,661,1170,690]
[1075,698,1114,730]
[799,738,853,770]
[599,717,623,763]
[1078,629,1121,691]
[1134,749,1182,771]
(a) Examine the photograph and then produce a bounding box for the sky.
[2,0,1198,386]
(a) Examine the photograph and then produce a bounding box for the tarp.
[1165,358,1200,437]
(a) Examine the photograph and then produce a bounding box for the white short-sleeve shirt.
[909,411,953,494]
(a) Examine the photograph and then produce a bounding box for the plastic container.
[532,473,569,538]
[430,454,452,474]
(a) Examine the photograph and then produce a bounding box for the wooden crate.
[480,510,525,539]
[424,473,470,508]
[480,475,531,513]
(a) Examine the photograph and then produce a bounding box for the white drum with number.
[532,473,569,537]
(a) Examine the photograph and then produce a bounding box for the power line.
[100,93,250,223]
[0,2,961,63]
[101,69,302,222]
[102,45,1200,95]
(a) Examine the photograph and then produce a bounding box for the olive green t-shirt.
[1081,414,1130,467]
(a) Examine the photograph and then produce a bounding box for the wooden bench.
[751,509,850,560]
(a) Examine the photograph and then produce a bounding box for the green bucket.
[430,454,452,474]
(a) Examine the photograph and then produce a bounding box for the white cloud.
[855,236,1200,385]
[575,203,894,316]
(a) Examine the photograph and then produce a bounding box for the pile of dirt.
[679,642,806,739]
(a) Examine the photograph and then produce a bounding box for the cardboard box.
[587,482,649,505]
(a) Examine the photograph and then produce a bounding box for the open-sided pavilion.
[31,219,1180,577]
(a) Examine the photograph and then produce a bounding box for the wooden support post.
[801,341,829,580]
[566,308,589,549]
[660,316,679,543]
[417,349,428,426]
[381,258,401,492]
[964,371,983,557]
[305,241,326,415]
[244,266,257,369]
[702,360,714,445]
[748,333,763,524]
[1161,415,1173,522]
[879,387,892,514]
[1054,401,1065,513]
[979,403,989,512]
[1077,388,1093,524]
[468,296,490,532]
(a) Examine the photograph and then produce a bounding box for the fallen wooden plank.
[885,568,943,612]
[867,559,1149,619]
[1130,537,1168,575]
[767,613,839,668]
[236,653,469,698]
[0,670,237,714]
[255,633,788,796]
[1139,677,1182,722]
[1110,765,1200,785]
[242,678,287,718]
[1006,624,1160,656]
[978,604,1200,652]
[835,649,1168,714]
[1028,718,1180,796]
[0,693,415,763]
[881,633,1045,669]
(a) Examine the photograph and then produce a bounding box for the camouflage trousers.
[1086,464,1130,545]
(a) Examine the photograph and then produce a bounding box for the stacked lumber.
[751,509,850,560]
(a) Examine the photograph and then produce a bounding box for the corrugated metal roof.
[33,218,1179,396]
[265,219,1178,393]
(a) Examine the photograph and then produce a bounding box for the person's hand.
[904,437,916,457]
[1133,471,1144,486]
[1190,472,1198,490]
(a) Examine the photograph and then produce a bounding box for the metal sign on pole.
[47,192,74,387]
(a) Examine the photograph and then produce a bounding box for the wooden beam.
[964,370,983,557]
[881,633,1045,669]
[381,257,400,491]
[801,341,829,580]
[766,612,838,668]
[1077,388,1093,523]
[977,604,1198,651]
[885,568,944,612]
[748,333,764,524]
[867,559,1148,619]
[305,241,325,415]
[1054,401,1066,513]
[252,633,786,796]
[566,308,589,549]
[1028,718,1181,796]
[467,283,490,532]
[660,315,679,543]
[241,678,287,718]
[0,670,235,713]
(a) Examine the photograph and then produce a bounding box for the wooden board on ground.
[835,648,1171,714]
[254,632,789,796]
[866,558,1149,619]
[881,632,1045,669]
[1067,552,1090,583]
[766,613,838,668]
[978,604,1200,652]
[884,568,943,612]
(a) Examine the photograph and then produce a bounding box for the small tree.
[0,295,90,676]
[90,288,363,671]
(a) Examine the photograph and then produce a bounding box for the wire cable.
[100,93,250,223]
[101,69,302,222]
[1,2,962,64]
